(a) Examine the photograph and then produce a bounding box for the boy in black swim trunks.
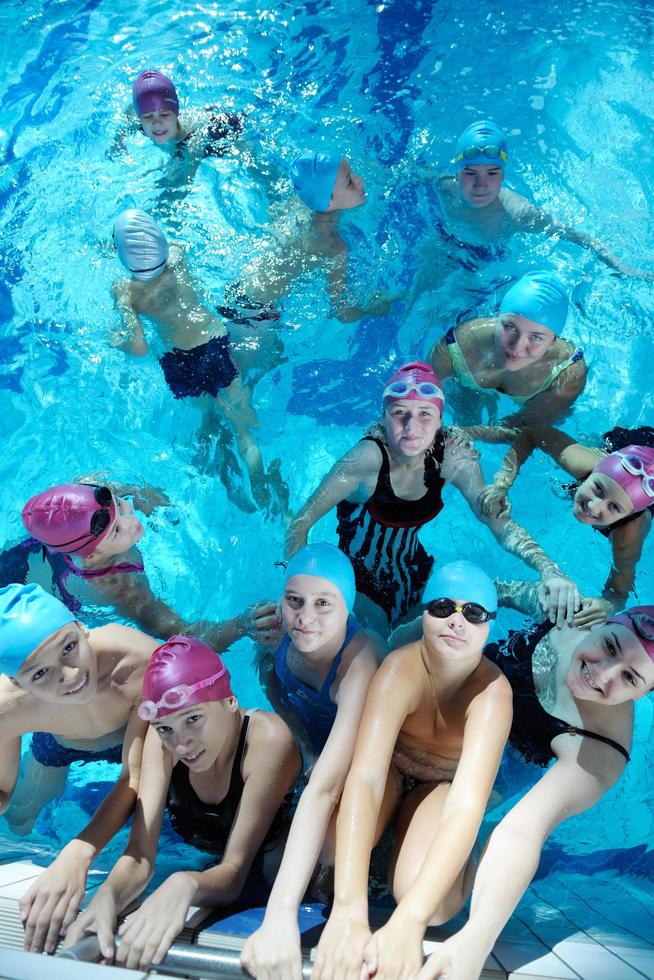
[111,208,287,514]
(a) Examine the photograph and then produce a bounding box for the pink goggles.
[138,665,228,722]
[613,452,654,497]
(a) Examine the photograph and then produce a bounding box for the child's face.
[328,159,366,211]
[384,399,441,458]
[139,109,180,146]
[88,495,144,561]
[15,623,97,704]
[572,473,633,527]
[495,314,556,371]
[457,164,504,208]
[153,698,235,771]
[567,624,654,705]
[422,598,489,661]
[282,574,348,657]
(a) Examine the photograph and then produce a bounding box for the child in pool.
[311,561,512,980]
[221,150,397,327]
[17,480,277,643]
[0,584,159,952]
[65,636,300,970]
[111,209,287,514]
[476,425,654,625]
[108,69,244,189]
[417,594,654,980]
[429,270,587,427]
[241,544,382,980]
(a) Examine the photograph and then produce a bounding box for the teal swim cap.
[290,151,341,212]
[500,271,569,334]
[0,583,77,678]
[453,120,508,170]
[423,561,497,614]
[285,543,356,612]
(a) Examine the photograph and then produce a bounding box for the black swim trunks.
[31,732,123,768]
[159,335,238,399]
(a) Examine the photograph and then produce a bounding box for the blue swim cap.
[285,543,356,612]
[423,561,497,614]
[290,151,341,212]
[499,271,569,334]
[454,120,508,170]
[0,583,77,678]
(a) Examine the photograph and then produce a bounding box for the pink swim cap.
[382,361,444,411]
[593,445,654,515]
[132,70,179,117]
[22,483,116,559]
[607,607,654,662]
[139,636,233,721]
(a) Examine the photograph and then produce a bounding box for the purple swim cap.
[22,483,116,559]
[607,607,654,662]
[139,636,233,720]
[593,445,654,515]
[132,70,179,117]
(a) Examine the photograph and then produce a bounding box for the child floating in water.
[65,636,300,970]
[111,209,287,514]
[221,150,398,327]
[17,480,278,643]
[0,584,159,953]
[108,69,243,191]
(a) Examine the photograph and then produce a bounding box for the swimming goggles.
[453,145,508,164]
[626,611,654,643]
[383,380,443,401]
[56,486,114,554]
[138,665,228,722]
[614,452,654,497]
[423,598,496,624]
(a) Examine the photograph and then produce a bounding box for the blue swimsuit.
[274,617,359,756]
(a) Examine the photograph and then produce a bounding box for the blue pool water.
[0,0,653,940]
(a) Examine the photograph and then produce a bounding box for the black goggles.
[629,613,654,643]
[423,598,496,625]
[57,486,114,553]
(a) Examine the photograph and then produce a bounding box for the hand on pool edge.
[20,839,93,954]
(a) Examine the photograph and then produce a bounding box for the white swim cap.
[113,209,169,281]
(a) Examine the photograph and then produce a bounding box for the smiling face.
[422,597,490,661]
[495,314,556,371]
[457,163,504,208]
[282,574,348,657]
[572,472,633,527]
[567,624,654,705]
[87,495,144,561]
[139,109,180,146]
[15,623,97,703]
[327,158,366,211]
[152,698,235,771]
[384,399,441,458]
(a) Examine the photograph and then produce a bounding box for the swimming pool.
[0,0,652,945]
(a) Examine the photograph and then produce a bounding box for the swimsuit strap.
[549,715,630,763]
[225,714,250,802]
[522,347,585,402]
[62,553,145,578]
[443,326,486,393]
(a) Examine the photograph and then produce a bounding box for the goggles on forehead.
[383,380,443,402]
[613,452,654,498]
[423,598,496,625]
[137,665,228,722]
[56,486,114,553]
[454,144,508,164]
[627,612,654,643]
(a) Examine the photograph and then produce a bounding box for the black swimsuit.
[485,622,630,768]
[336,435,446,623]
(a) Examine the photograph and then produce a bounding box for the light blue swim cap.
[423,561,497,614]
[113,209,169,282]
[0,583,77,678]
[499,271,569,334]
[290,151,341,212]
[454,120,508,170]
[285,543,356,612]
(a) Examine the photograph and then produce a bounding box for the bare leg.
[5,753,68,836]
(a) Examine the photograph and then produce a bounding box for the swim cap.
[285,543,356,612]
[454,120,508,170]
[499,271,569,334]
[382,361,445,411]
[290,151,341,212]
[0,583,77,678]
[132,69,179,117]
[593,446,654,516]
[140,636,233,720]
[22,483,116,559]
[113,209,169,281]
[607,606,654,662]
[423,560,497,613]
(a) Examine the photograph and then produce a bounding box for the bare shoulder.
[342,627,383,670]
[340,436,384,474]
[499,186,538,222]
[90,623,159,660]
[247,708,295,750]
[0,681,29,736]
[436,174,456,198]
